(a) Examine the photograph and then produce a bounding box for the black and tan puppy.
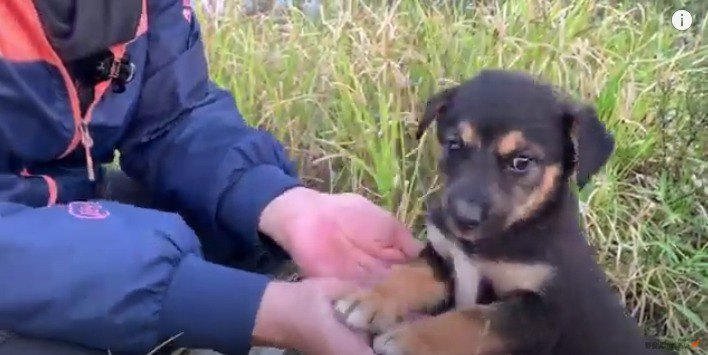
[334,70,652,355]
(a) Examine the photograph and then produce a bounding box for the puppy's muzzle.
[449,197,487,230]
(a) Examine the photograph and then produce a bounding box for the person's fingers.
[308,254,388,288]
[365,209,423,259]
[371,247,407,263]
[305,282,376,355]
[320,325,375,355]
[393,225,425,258]
[327,332,375,355]
[350,220,421,262]
[321,304,376,355]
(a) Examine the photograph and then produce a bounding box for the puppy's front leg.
[334,243,453,333]
[373,290,558,355]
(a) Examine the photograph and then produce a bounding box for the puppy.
[334,70,653,355]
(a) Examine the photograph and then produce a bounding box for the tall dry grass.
[196,0,706,352]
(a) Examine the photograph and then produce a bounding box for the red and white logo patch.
[67,202,110,220]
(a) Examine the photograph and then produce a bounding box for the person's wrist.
[251,281,300,349]
[258,186,320,250]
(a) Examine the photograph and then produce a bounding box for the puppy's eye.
[509,155,533,172]
[445,136,463,151]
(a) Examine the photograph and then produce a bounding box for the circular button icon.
[672,10,693,31]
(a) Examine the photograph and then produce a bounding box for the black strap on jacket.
[33,0,141,114]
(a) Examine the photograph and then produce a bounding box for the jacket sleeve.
[0,201,270,354]
[117,0,301,264]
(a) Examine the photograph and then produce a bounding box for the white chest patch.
[450,247,481,309]
[425,221,454,258]
[425,222,482,309]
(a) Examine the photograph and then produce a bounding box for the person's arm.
[0,201,272,354]
[118,0,300,265]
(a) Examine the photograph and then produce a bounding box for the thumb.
[394,225,425,258]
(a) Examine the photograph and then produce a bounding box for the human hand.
[259,187,424,282]
[252,278,375,355]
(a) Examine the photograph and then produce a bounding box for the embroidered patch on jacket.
[68,202,110,220]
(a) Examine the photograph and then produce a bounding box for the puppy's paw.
[372,326,417,355]
[334,290,407,333]
[334,260,449,333]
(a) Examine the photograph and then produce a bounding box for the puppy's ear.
[563,102,615,189]
[416,87,457,140]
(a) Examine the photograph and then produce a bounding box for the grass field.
[197,0,706,352]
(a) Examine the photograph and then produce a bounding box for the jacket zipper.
[58,17,146,182]
[80,121,96,181]
[32,0,147,183]
[59,49,130,182]
[53,62,95,183]
[57,69,102,182]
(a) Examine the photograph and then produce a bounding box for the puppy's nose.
[450,199,486,228]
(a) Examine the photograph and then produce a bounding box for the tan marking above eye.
[497,130,526,155]
[458,121,480,147]
[477,260,555,296]
[506,164,561,227]
[497,130,546,159]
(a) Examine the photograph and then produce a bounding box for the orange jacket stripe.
[0,1,83,157]
[2,0,148,205]
[58,0,148,183]
[58,0,148,160]
[0,1,59,62]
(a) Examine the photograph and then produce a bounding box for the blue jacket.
[0,0,301,353]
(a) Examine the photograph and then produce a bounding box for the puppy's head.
[418,70,614,242]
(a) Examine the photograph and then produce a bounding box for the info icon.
[671,10,692,31]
